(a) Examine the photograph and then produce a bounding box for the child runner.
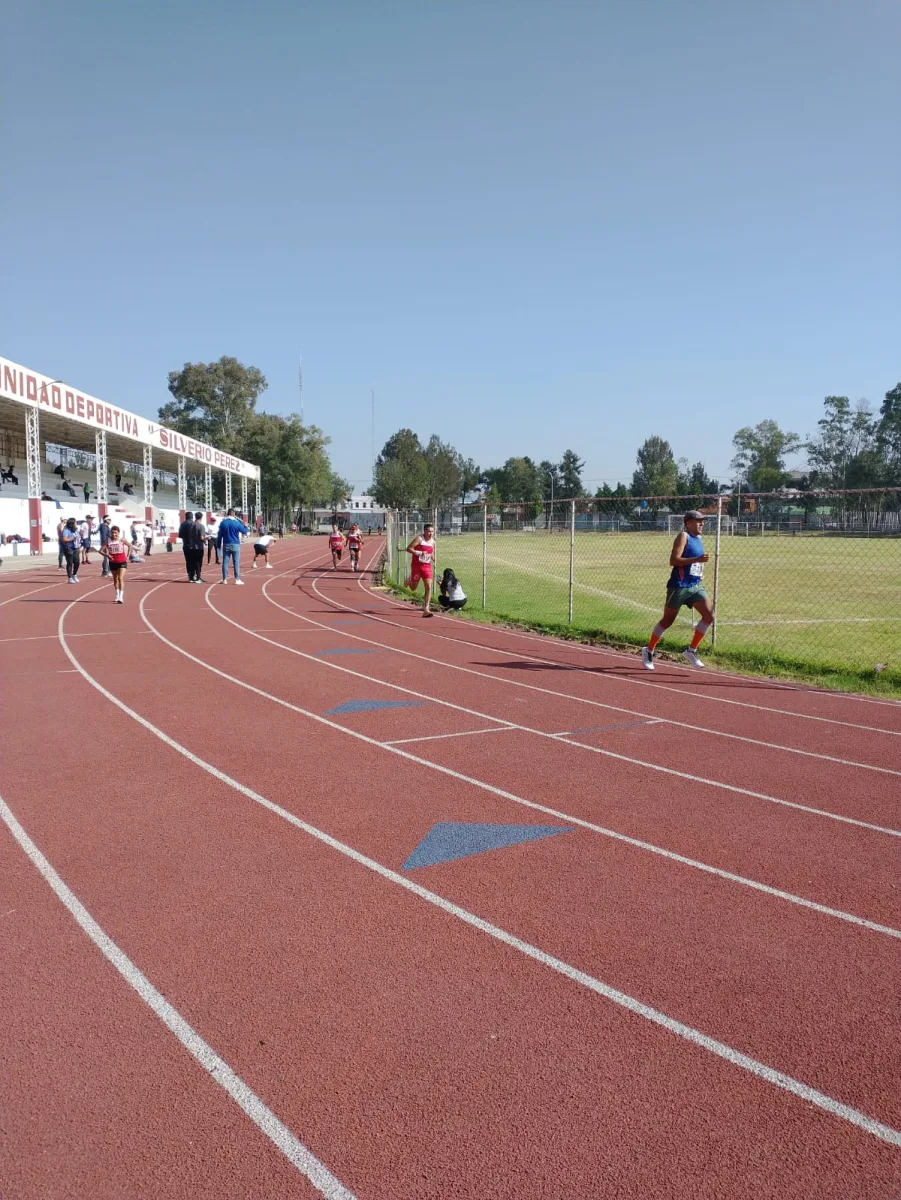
[346,522,364,572]
[406,523,437,617]
[252,531,274,568]
[328,522,345,570]
[101,525,130,603]
[438,567,467,611]
[641,509,714,670]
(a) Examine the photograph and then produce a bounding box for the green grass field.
[391,531,901,692]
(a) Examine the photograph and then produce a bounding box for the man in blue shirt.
[216,508,249,585]
[641,510,715,671]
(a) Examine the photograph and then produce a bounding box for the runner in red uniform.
[328,523,346,570]
[101,525,130,604]
[406,523,437,617]
[346,523,364,572]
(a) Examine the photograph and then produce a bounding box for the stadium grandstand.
[0,354,260,558]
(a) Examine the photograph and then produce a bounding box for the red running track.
[1,539,900,1199]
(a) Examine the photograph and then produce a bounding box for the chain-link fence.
[385,489,901,687]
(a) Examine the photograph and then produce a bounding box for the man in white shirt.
[252,532,274,569]
[206,517,221,566]
[78,517,93,565]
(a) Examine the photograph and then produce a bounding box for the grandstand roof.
[0,354,259,480]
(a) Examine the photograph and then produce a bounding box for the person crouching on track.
[438,567,467,611]
[101,526,130,603]
[346,522,364,571]
[253,532,274,569]
[328,522,345,570]
[406,522,437,617]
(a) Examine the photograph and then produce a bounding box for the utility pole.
[371,388,375,481]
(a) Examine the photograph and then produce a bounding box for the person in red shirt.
[101,525,130,604]
[328,523,345,570]
[346,523,364,572]
[406,523,437,617]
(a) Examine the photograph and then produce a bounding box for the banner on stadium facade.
[0,355,259,481]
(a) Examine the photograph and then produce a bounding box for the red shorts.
[410,563,433,585]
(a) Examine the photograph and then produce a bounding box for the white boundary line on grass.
[129,581,901,935]
[0,790,358,1200]
[54,589,901,1150]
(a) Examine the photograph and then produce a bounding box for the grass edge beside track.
[380,576,901,699]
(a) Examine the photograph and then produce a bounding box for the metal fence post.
[568,499,575,623]
[712,496,723,647]
[482,502,488,609]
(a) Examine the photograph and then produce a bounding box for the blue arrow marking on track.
[403,822,572,870]
[325,699,426,715]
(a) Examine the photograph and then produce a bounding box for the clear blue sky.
[3,0,899,493]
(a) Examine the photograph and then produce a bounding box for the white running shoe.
[641,646,655,671]
[235,579,245,586]
[252,562,258,569]
[68,577,76,584]
[265,563,272,569]
[683,648,705,669]
[72,575,79,583]
[220,579,227,584]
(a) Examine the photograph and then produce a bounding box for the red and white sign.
[0,355,259,481]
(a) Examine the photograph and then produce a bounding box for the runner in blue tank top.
[641,509,715,671]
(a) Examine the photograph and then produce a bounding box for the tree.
[632,436,679,499]
[371,429,428,508]
[241,411,334,515]
[327,473,352,508]
[161,357,267,452]
[876,382,901,481]
[558,449,585,497]
[456,456,482,507]
[677,460,719,497]
[730,420,801,492]
[538,459,561,503]
[804,396,876,489]
[422,435,461,509]
[497,456,543,503]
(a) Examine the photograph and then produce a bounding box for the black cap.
[684,510,704,521]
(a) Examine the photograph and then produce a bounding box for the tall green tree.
[241,412,333,513]
[677,460,719,496]
[876,382,901,481]
[632,436,679,499]
[804,396,875,489]
[161,357,267,451]
[731,420,801,492]
[558,449,586,497]
[371,429,428,508]
[538,459,561,502]
[456,456,482,506]
[422,435,462,508]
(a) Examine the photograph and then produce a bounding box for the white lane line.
[55,604,901,1150]
[382,585,901,719]
[0,582,59,607]
[0,630,156,643]
[0,792,358,1200]
[385,727,520,747]
[359,579,901,739]
[130,582,901,936]
[310,575,901,777]
[253,576,901,835]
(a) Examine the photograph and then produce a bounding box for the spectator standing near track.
[98,515,112,576]
[60,518,81,582]
[79,516,94,565]
[406,522,437,617]
[641,509,715,671]
[143,520,153,556]
[206,515,220,566]
[252,532,274,569]
[100,525,130,603]
[217,508,248,585]
[56,517,67,571]
[178,511,200,582]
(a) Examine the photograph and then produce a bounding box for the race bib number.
[418,552,432,564]
[689,561,704,578]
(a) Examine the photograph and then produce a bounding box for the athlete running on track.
[328,523,345,570]
[406,523,437,617]
[346,523,364,572]
[641,508,715,670]
[101,526,130,603]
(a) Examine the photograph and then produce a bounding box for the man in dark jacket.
[178,512,205,582]
[98,515,112,577]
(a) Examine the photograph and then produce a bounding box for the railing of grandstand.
[386,489,901,686]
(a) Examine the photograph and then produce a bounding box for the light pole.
[546,470,555,533]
